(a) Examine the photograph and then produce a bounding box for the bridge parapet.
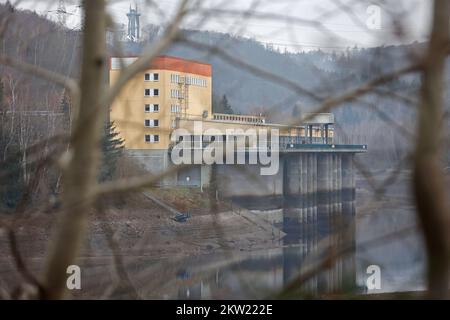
[168,140,368,154]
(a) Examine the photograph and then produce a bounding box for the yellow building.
[110,55,213,150]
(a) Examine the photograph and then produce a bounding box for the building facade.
[110,55,213,150]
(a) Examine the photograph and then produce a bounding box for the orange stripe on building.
[150,55,212,77]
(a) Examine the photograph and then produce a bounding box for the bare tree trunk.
[42,0,106,299]
[3,75,16,161]
[414,0,450,299]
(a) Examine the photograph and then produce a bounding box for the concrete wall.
[177,165,201,187]
[125,149,177,186]
[126,150,207,188]
[215,163,284,197]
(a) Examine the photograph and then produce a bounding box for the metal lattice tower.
[57,0,67,27]
[126,3,140,42]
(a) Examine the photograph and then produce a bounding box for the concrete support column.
[301,153,308,250]
[201,165,212,189]
[341,153,356,290]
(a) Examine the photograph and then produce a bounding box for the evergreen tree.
[0,80,4,109]
[212,94,234,114]
[59,92,71,132]
[220,95,234,114]
[1,145,24,209]
[0,80,24,209]
[99,121,124,182]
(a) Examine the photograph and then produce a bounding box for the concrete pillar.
[312,153,318,249]
[200,164,211,189]
[341,153,356,290]
[317,153,331,238]
[307,153,315,252]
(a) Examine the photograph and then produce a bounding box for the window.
[171,119,177,128]
[145,89,159,97]
[145,134,159,143]
[145,119,159,127]
[171,74,181,83]
[145,73,159,81]
[171,89,182,98]
[145,104,159,112]
[171,104,180,113]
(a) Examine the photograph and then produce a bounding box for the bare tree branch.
[413,0,450,299]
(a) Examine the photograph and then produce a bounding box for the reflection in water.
[175,187,358,299]
[281,187,357,296]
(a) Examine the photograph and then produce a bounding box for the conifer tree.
[99,121,124,182]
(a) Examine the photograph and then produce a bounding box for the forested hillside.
[1,3,439,170]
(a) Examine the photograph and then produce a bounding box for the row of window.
[145,85,204,98]
[144,73,159,81]
[144,88,184,101]
[145,72,207,87]
[145,134,159,143]
[145,88,184,99]
[170,74,207,87]
[186,76,207,87]
[144,104,180,113]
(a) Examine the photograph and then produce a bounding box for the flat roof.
[179,117,333,130]
[110,55,212,77]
